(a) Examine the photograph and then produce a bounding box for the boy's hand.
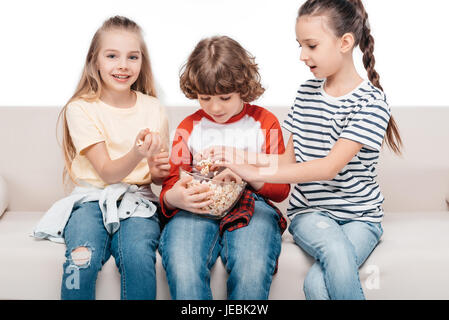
[164,175,214,214]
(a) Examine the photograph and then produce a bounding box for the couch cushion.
[1,210,449,300]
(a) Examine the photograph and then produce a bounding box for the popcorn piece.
[197,158,213,175]
[136,129,161,147]
[196,157,221,176]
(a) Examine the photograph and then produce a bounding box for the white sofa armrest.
[0,176,8,217]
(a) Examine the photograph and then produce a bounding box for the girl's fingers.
[210,151,229,164]
[148,133,161,154]
[136,128,150,146]
[193,152,203,164]
[143,131,153,147]
[199,145,220,160]
[138,128,150,138]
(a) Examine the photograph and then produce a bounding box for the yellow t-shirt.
[66,91,170,188]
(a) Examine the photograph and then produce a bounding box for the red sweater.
[160,103,291,218]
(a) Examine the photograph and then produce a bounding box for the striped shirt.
[282,79,391,223]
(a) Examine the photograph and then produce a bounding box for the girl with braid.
[202,0,403,299]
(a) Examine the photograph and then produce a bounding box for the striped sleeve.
[282,105,295,133]
[339,99,391,151]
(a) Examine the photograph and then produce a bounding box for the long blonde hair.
[58,16,157,185]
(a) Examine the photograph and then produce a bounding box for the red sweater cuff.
[159,189,180,218]
[255,183,290,203]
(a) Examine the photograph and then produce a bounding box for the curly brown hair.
[179,36,265,102]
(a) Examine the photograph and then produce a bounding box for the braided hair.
[298,0,402,154]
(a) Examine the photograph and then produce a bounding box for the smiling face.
[296,15,344,79]
[197,92,244,123]
[96,29,142,94]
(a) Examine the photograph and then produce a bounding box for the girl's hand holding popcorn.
[212,168,243,184]
[134,128,162,159]
[201,146,249,167]
[197,146,260,183]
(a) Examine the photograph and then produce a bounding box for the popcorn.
[136,129,161,147]
[196,158,219,176]
[180,168,246,218]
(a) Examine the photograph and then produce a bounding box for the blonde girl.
[205,0,402,300]
[33,16,170,300]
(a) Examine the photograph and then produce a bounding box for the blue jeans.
[288,211,383,300]
[158,195,282,300]
[61,201,160,300]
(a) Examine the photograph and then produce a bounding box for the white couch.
[0,106,448,300]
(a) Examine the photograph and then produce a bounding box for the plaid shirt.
[219,189,287,235]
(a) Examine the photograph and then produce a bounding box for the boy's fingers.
[188,191,214,203]
[155,158,170,165]
[191,199,214,211]
[186,183,210,195]
[153,154,170,162]
[154,151,170,159]
[178,175,193,187]
[155,164,171,171]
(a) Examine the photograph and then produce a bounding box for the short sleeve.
[282,104,296,133]
[65,101,105,155]
[339,99,391,151]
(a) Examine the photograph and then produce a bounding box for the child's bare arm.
[84,129,161,185]
[224,138,363,184]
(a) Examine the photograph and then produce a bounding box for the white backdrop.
[0,0,448,108]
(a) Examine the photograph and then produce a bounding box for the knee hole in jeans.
[70,246,92,268]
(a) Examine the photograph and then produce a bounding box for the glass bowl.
[179,166,247,219]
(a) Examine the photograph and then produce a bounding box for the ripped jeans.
[61,201,160,300]
[288,211,383,300]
